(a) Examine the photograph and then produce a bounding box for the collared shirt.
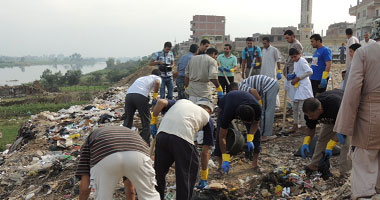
[185,54,218,99]
[127,75,161,97]
[177,52,194,77]
[157,99,210,145]
[217,53,238,77]
[360,39,376,47]
[261,45,281,79]
[152,50,175,77]
[310,46,332,81]
[238,75,277,96]
[75,126,149,177]
[285,39,303,77]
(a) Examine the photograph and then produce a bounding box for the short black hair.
[229,82,239,91]
[189,44,199,53]
[303,98,322,113]
[236,105,255,122]
[284,30,294,36]
[200,39,210,45]
[289,48,300,56]
[164,42,172,48]
[206,47,218,55]
[224,44,232,50]
[349,43,361,51]
[262,37,270,42]
[310,34,323,43]
[246,37,254,42]
[151,69,161,76]
[345,28,353,35]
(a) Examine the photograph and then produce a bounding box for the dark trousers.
[154,132,199,200]
[218,76,234,93]
[176,76,187,99]
[123,93,150,145]
[311,79,329,97]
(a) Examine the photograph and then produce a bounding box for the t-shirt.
[177,52,194,77]
[310,46,332,81]
[238,75,277,96]
[305,89,343,129]
[185,54,218,99]
[293,57,313,100]
[217,53,238,77]
[218,90,262,129]
[151,50,175,77]
[127,75,161,97]
[285,40,303,77]
[75,126,149,177]
[157,99,211,145]
[360,39,376,47]
[242,46,262,68]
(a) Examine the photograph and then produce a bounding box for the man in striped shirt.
[238,75,280,141]
[75,126,160,200]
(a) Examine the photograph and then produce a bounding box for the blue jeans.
[160,76,173,100]
[176,76,187,99]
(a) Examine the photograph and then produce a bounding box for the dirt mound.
[115,65,156,87]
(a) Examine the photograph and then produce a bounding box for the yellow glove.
[230,68,236,73]
[322,71,329,79]
[303,136,311,145]
[152,92,158,99]
[222,153,231,162]
[326,140,337,150]
[150,112,158,125]
[216,85,223,92]
[200,168,209,180]
[277,69,282,73]
[258,99,263,106]
[247,134,254,142]
[256,62,261,67]
[294,82,300,88]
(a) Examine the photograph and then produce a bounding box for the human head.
[284,30,295,43]
[199,39,210,52]
[206,48,218,59]
[224,44,232,54]
[229,82,239,91]
[246,37,254,48]
[151,69,161,76]
[341,70,346,80]
[341,43,345,46]
[289,48,301,62]
[348,43,361,58]
[303,98,324,120]
[345,28,353,39]
[163,42,172,53]
[262,37,270,49]
[196,99,214,114]
[236,105,255,123]
[310,34,323,48]
[364,32,370,41]
[189,44,199,54]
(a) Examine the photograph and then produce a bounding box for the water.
[0,62,106,86]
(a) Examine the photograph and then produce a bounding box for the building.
[349,0,380,40]
[323,22,354,62]
[299,0,314,44]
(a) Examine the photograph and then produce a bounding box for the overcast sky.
[0,0,357,58]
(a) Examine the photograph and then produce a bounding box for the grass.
[59,85,109,92]
[0,117,28,151]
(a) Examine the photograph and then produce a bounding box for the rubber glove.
[255,62,261,68]
[325,140,337,158]
[216,85,224,99]
[258,99,263,106]
[247,134,255,152]
[337,133,346,145]
[196,180,208,189]
[277,69,282,80]
[152,92,158,100]
[320,71,329,88]
[287,73,297,80]
[150,113,158,138]
[218,66,224,72]
[221,153,231,174]
[223,67,235,73]
[196,169,209,189]
[301,136,311,158]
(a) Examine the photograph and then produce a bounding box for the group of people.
[75,20,380,200]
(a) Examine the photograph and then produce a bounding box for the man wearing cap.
[151,99,214,199]
[214,90,262,173]
[334,20,380,199]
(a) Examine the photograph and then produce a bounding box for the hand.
[276,72,282,80]
[218,66,224,72]
[324,149,333,158]
[291,77,300,85]
[247,141,254,152]
[196,180,208,189]
[320,78,327,88]
[337,133,345,145]
[217,91,224,99]
[222,161,230,174]
[151,124,157,138]
[287,73,296,80]
[300,144,310,158]
[242,73,246,79]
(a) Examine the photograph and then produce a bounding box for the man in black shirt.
[299,89,351,176]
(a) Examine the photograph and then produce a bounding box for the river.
[0,62,107,86]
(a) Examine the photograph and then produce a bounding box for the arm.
[325,61,332,72]
[79,175,91,200]
[152,99,169,117]
[248,120,259,136]
[219,127,228,154]
[149,59,164,66]
[153,79,160,94]
[185,76,189,87]
[249,88,261,101]
[200,145,210,170]
[210,79,221,88]
[242,59,247,78]
[276,62,281,70]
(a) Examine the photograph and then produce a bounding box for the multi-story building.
[323,22,354,62]
[349,0,380,39]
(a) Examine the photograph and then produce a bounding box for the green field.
[59,85,109,92]
[0,117,28,151]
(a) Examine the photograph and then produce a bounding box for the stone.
[261,189,270,197]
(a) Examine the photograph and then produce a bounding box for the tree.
[40,69,64,91]
[106,58,115,68]
[64,70,82,86]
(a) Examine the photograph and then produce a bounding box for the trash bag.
[294,135,341,157]
[98,114,113,124]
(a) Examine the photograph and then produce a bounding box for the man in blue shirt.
[338,43,346,64]
[176,44,199,99]
[242,37,262,78]
[309,34,332,96]
[150,42,175,100]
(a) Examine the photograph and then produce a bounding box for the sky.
[0,0,358,58]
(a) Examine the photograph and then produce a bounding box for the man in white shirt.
[260,37,281,80]
[345,28,359,70]
[123,69,161,144]
[360,31,376,47]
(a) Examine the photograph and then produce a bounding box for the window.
[277,36,282,41]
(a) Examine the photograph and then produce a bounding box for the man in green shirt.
[217,44,238,93]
